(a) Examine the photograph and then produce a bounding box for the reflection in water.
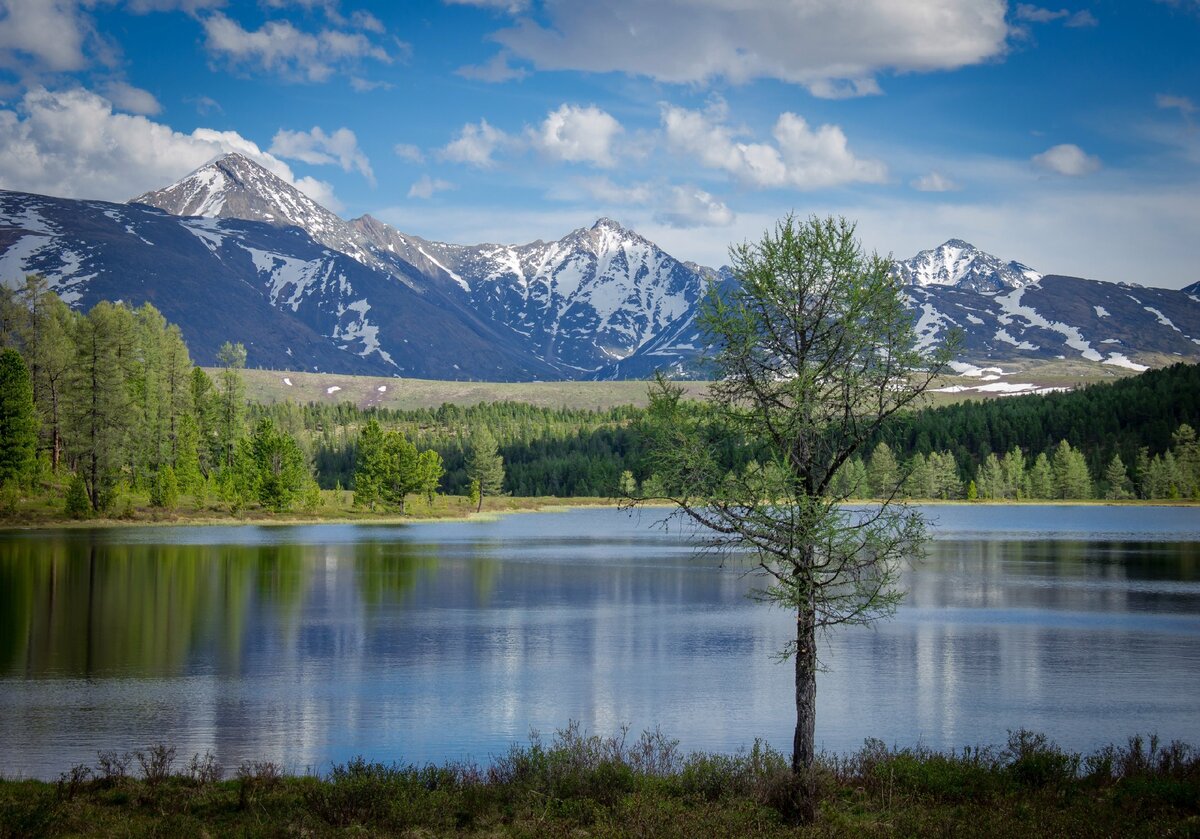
[0,507,1198,780]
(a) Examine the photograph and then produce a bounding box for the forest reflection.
[4,530,1197,681]
[0,536,455,678]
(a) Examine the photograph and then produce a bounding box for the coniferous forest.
[2,274,1199,520]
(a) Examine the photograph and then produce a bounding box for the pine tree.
[0,348,38,487]
[1052,440,1092,499]
[466,426,505,511]
[1103,454,1132,500]
[1028,452,1055,499]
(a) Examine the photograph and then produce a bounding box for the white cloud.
[440,119,511,167]
[529,104,622,167]
[0,87,340,209]
[662,102,886,189]
[569,176,654,205]
[488,0,1009,96]
[444,0,530,12]
[407,175,453,199]
[349,76,392,92]
[1014,5,1098,26]
[269,125,375,184]
[911,171,960,192]
[201,11,391,82]
[655,185,734,228]
[0,0,90,75]
[456,51,528,82]
[1032,143,1101,176]
[99,80,161,115]
[393,143,424,163]
[1158,93,1197,116]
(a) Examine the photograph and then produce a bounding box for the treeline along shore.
[1,276,1199,526]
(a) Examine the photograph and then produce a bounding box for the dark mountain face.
[3,153,1199,380]
[0,189,557,379]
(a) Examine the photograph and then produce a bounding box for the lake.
[1,505,1198,779]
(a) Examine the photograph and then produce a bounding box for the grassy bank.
[3,728,1197,838]
[0,489,624,529]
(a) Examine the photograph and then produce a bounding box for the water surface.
[1,505,1197,778]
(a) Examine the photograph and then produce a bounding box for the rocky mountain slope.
[2,152,1199,380]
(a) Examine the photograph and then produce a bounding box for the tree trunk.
[793,598,817,822]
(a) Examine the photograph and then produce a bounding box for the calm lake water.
[1,505,1198,779]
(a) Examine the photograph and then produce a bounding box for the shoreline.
[1,496,1198,532]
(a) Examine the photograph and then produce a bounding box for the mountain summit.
[131,153,375,265]
[892,238,1042,293]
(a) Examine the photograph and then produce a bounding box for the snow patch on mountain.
[996,286,1101,361]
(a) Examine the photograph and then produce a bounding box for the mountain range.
[2,152,1199,381]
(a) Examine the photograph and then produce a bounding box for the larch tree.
[215,341,247,470]
[638,215,952,820]
[0,348,39,487]
[466,426,505,511]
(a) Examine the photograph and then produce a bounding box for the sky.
[0,1,1197,287]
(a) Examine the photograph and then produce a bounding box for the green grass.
[224,367,713,410]
[223,357,1146,412]
[3,728,1197,837]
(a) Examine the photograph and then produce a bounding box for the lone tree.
[640,215,951,819]
[466,426,505,511]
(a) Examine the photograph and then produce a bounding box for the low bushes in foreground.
[2,726,1198,838]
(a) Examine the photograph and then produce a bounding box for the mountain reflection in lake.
[1,506,1198,779]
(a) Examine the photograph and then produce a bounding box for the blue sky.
[0,1,1197,287]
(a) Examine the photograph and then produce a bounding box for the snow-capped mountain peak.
[892,239,1042,293]
[130,153,376,265]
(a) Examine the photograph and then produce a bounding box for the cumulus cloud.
[269,125,375,184]
[1032,143,1101,176]
[407,175,453,199]
[0,0,91,76]
[911,171,960,192]
[0,87,340,208]
[528,104,622,167]
[456,51,529,82]
[440,119,511,167]
[570,176,654,205]
[99,80,161,115]
[201,11,391,82]
[662,101,886,189]
[655,185,734,228]
[486,0,1009,96]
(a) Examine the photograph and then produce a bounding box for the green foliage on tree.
[64,473,90,519]
[0,348,38,487]
[1103,454,1132,500]
[466,426,505,511]
[637,215,951,818]
[867,442,899,499]
[353,418,445,513]
[67,301,136,511]
[149,464,179,510]
[1052,440,1092,499]
[245,418,311,513]
[216,341,247,470]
